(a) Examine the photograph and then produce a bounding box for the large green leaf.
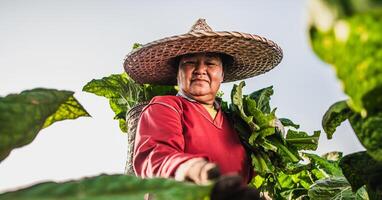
[308,176,359,200]
[83,73,177,133]
[276,173,311,200]
[251,151,275,176]
[248,86,273,114]
[286,130,321,151]
[231,81,259,132]
[0,174,211,200]
[320,89,382,163]
[279,170,314,190]
[267,135,301,163]
[339,151,382,199]
[310,8,382,114]
[322,101,353,139]
[279,118,300,129]
[83,73,141,110]
[0,88,90,162]
[83,73,144,133]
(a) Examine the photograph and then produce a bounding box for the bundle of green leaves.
[223,81,369,199]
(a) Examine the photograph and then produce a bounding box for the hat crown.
[189,18,213,32]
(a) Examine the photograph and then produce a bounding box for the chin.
[189,90,209,96]
[189,86,210,95]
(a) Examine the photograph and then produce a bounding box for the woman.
[124,19,282,186]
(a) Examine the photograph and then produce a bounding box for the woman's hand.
[175,158,218,185]
[187,159,218,185]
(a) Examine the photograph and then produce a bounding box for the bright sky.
[0,0,364,193]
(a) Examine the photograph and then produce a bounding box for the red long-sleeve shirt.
[133,95,251,183]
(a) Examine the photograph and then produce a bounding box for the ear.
[221,71,224,82]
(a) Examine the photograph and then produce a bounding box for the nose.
[193,62,207,75]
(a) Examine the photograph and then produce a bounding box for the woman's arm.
[133,101,209,179]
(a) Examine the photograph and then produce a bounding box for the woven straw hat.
[124,19,283,85]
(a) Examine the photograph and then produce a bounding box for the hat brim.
[124,30,283,85]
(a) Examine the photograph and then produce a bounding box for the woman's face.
[177,53,224,105]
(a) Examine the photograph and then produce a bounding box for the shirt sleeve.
[132,100,207,178]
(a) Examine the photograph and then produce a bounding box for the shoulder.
[150,95,184,109]
[143,95,184,115]
[150,95,182,105]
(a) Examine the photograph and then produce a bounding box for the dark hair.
[169,52,234,72]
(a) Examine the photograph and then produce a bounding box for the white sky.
[0,0,364,193]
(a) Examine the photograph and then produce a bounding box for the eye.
[205,57,221,66]
[205,61,219,67]
[181,60,197,67]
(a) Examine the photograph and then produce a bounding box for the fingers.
[207,165,221,180]
[187,160,217,185]
[199,162,218,184]
[174,158,221,185]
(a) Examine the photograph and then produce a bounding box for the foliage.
[0,88,90,162]
[310,3,382,115]
[286,130,321,151]
[322,99,382,161]
[4,3,382,197]
[82,73,177,132]
[310,1,382,199]
[340,151,382,199]
[0,174,211,200]
[279,118,300,129]
[303,152,343,177]
[322,101,353,139]
[321,95,382,200]
[223,81,333,199]
[0,88,213,200]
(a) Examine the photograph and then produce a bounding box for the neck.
[193,96,215,105]
[201,102,217,119]
[201,103,214,109]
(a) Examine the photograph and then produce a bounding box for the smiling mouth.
[191,79,209,83]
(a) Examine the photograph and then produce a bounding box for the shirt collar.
[176,90,221,110]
